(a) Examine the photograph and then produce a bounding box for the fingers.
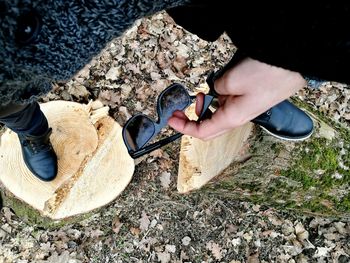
[172,110,188,120]
[168,93,268,140]
[195,93,205,116]
[168,105,235,140]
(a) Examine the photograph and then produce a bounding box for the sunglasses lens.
[159,84,190,119]
[124,115,155,151]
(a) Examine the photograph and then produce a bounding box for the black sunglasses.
[122,83,216,158]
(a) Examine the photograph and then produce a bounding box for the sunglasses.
[122,83,216,158]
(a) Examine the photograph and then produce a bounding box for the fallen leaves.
[206,241,223,260]
[159,172,171,189]
[105,66,122,81]
[295,222,309,241]
[130,227,141,236]
[1,8,349,263]
[112,216,123,235]
[98,89,121,108]
[157,251,171,263]
[140,211,151,232]
[67,81,90,99]
[181,236,191,246]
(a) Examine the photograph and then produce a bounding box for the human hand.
[168,57,307,140]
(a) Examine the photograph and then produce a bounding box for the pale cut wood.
[177,104,253,193]
[0,100,134,220]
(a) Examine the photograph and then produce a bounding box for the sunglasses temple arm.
[130,132,183,159]
[129,94,215,159]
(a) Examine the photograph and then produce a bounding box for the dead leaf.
[75,64,90,79]
[0,228,7,239]
[105,66,121,80]
[180,250,189,261]
[130,227,141,236]
[175,42,189,58]
[152,79,171,94]
[231,237,241,247]
[243,231,253,243]
[68,84,90,99]
[98,89,121,108]
[112,216,123,235]
[281,221,294,236]
[3,207,13,222]
[314,247,331,258]
[90,229,104,238]
[140,211,151,232]
[324,233,341,241]
[159,172,171,189]
[344,113,350,120]
[125,63,141,75]
[150,71,162,81]
[172,55,187,75]
[149,149,164,159]
[247,252,260,263]
[118,106,132,120]
[135,101,143,112]
[206,241,223,260]
[157,251,171,263]
[295,222,309,241]
[268,215,283,226]
[165,244,176,253]
[181,236,191,246]
[40,251,71,263]
[334,222,347,235]
[157,52,172,69]
[120,83,133,98]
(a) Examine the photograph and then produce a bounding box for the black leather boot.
[252,100,314,141]
[0,102,58,181]
[18,128,58,181]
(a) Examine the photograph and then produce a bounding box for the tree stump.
[0,100,134,220]
[178,123,253,193]
[178,100,350,219]
[176,84,254,193]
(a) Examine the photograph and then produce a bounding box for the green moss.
[281,169,316,189]
[203,101,350,217]
[218,180,238,190]
[4,193,96,229]
[281,137,348,190]
[337,193,350,212]
[302,200,331,213]
[238,182,261,192]
[270,142,284,155]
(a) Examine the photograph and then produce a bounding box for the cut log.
[177,95,253,193]
[0,100,134,220]
[177,84,253,193]
[177,123,253,193]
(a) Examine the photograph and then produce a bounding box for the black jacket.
[0,0,189,105]
[168,2,350,84]
[1,1,349,105]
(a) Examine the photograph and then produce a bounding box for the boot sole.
[259,126,314,142]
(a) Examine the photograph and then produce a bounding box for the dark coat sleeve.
[168,1,350,84]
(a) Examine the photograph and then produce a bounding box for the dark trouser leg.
[0,102,28,117]
[0,102,48,136]
[0,101,57,181]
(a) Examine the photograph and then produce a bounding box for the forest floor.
[1,11,349,263]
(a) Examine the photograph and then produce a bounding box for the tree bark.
[178,101,350,220]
